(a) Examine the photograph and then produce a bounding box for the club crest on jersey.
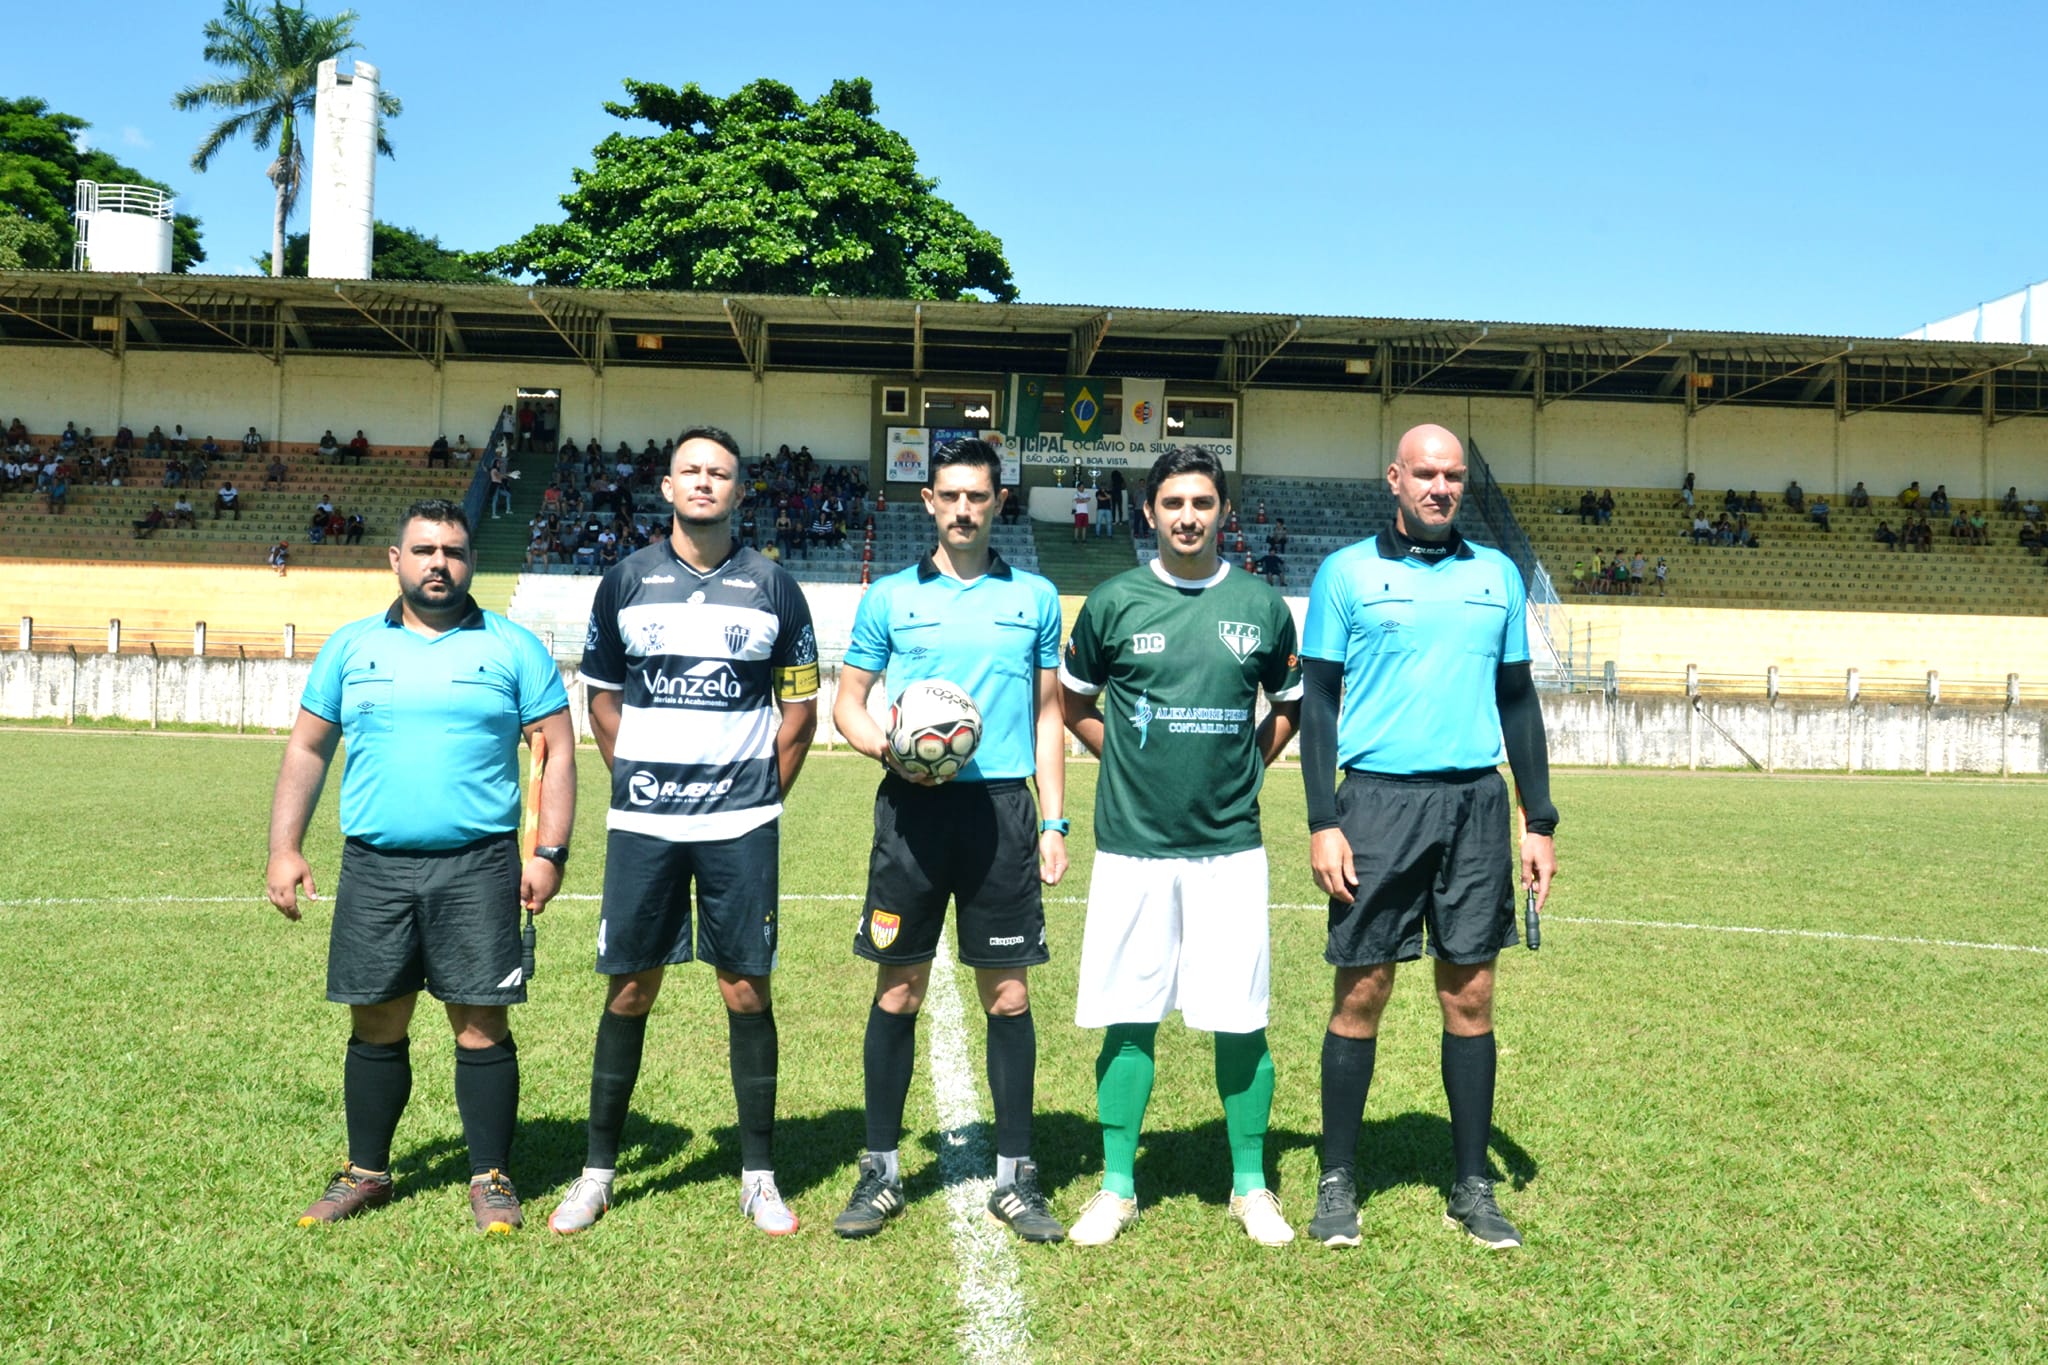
[725,622,750,654]
[1218,620,1261,662]
[869,909,901,950]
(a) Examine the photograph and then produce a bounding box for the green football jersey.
[1061,560,1303,857]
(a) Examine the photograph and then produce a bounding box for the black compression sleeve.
[1301,658,1344,832]
[1495,661,1558,835]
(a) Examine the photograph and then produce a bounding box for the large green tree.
[173,0,400,278]
[487,77,1015,300]
[0,96,206,271]
[273,220,497,280]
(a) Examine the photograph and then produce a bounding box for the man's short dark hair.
[929,437,1002,489]
[1145,446,1228,507]
[398,498,470,539]
[676,425,743,465]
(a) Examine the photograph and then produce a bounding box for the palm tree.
[172,1,400,277]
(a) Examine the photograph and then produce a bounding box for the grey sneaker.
[1307,1168,1362,1248]
[985,1160,1065,1244]
[833,1156,905,1239]
[547,1174,612,1236]
[1444,1176,1521,1249]
[741,1172,799,1236]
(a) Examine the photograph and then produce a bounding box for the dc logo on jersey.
[725,623,750,654]
[1133,632,1166,655]
[1218,621,1261,662]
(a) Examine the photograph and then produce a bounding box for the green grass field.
[2,731,2045,1363]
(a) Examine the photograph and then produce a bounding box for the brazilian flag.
[1064,378,1109,444]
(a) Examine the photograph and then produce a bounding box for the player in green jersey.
[1058,446,1303,1246]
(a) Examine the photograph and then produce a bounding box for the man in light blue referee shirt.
[1299,424,1559,1252]
[267,498,576,1236]
[830,437,1070,1243]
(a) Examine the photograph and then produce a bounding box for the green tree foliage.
[0,97,206,271]
[273,220,497,280]
[173,1,400,278]
[487,77,1015,300]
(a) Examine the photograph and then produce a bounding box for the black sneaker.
[985,1159,1065,1244]
[833,1155,905,1239]
[1444,1176,1521,1249]
[1307,1168,1362,1248]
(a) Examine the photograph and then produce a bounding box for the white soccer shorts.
[1074,847,1270,1034]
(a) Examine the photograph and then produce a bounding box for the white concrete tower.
[307,58,379,280]
[72,181,174,272]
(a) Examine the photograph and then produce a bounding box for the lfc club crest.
[869,909,901,950]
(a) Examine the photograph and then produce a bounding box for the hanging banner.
[982,430,1022,485]
[1064,378,1110,444]
[885,427,929,483]
[1008,375,1051,438]
[1123,379,1165,443]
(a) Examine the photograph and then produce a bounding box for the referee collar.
[1377,519,1472,563]
[917,549,1013,582]
[382,595,487,630]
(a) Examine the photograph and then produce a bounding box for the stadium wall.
[5,649,2044,775]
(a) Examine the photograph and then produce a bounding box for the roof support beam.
[912,303,925,378]
[132,281,273,363]
[527,291,602,375]
[723,297,767,377]
[439,307,467,357]
[1846,351,2034,418]
[336,286,437,367]
[121,298,160,347]
[1542,335,1674,406]
[1068,310,1112,377]
[1655,354,1691,396]
[1699,344,1853,411]
[1217,318,1300,391]
[279,303,312,353]
[1392,327,1489,396]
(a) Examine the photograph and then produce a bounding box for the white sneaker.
[548,1174,612,1235]
[1229,1189,1296,1246]
[1069,1189,1138,1246]
[741,1173,799,1236]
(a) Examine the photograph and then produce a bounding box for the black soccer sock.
[1442,1031,1498,1184]
[453,1035,519,1177]
[727,1008,778,1172]
[864,1002,918,1154]
[343,1035,412,1173]
[586,1009,650,1170]
[985,1009,1036,1162]
[1319,1029,1376,1177]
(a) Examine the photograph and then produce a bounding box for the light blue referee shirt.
[299,598,569,849]
[844,550,1061,781]
[1301,531,1528,775]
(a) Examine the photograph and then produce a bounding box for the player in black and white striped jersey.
[553,425,820,1237]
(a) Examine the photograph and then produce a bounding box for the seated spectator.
[5,416,26,445]
[428,434,452,467]
[1948,511,1968,540]
[317,430,340,462]
[187,450,209,487]
[1596,489,1615,525]
[144,426,166,457]
[1783,480,1805,512]
[1732,516,1757,548]
[114,424,134,451]
[598,536,621,571]
[168,424,188,451]
[314,493,335,520]
[1847,480,1870,508]
[1577,490,1598,524]
[1256,550,1287,587]
[808,509,840,549]
[242,426,263,455]
[1899,480,1921,507]
[346,430,370,466]
[2002,486,2021,518]
[214,480,241,521]
[269,540,289,574]
[738,506,759,548]
[59,422,79,452]
[1809,496,1830,532]
[774,508,796,558]
[1929,483,1950,513]
[161,456,186,488]
[1912,516,1934,552]
[1874,520,1898,548]
[1967,510,1988,545]
[1723,488,1742,514]
[1691,512,1712,545]
[308,510,328,544]
[1267,518,1289,553]
[201,435,221,459]
[453,434,472,462]
[2021,522,2042,555]
[171,494,195,528]
[263,457,288,490]
[45,469,67,513]
[2027,496,2042,522]
[133,503,166,538]
[345,512,365,545]
[573,540,599,572]
[1743,490,1764,515]
[1569,558,1589,592]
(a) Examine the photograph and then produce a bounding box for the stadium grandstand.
[9,269,2048,700]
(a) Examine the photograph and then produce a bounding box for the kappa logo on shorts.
[869,909,901,950]
[988,935,1025,947]
[1218,620,1261,662]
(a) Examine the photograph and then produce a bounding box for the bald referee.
[1300,424,1558,1251]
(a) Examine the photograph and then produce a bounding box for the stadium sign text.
[1013,434,1237,470]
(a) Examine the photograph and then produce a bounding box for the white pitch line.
[925,927,1031,1365]
[5,894,2045,961]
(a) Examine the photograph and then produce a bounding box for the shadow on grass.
[629,1105,867,1205]
[394,1112,697,1203]
[1347,1110,1541,1201]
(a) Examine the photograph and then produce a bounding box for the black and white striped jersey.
[579,540,819,842]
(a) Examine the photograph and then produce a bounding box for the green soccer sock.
[1095,1023,1158,1200]
[1215,1029,1276,1197]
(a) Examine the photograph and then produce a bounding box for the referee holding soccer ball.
[829,437,1070,1244]
[1300,424,1558,1251]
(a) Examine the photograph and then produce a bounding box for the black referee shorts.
[327,833,525,1006]
[855,775,1048,970]
[1325,768,1517,967]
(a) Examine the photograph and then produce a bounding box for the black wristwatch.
[533,844,570,868]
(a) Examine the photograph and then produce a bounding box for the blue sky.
[15,0,2044,337]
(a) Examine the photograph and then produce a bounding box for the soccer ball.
[888,679,982,781]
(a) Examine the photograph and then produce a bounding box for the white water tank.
[72,181,173,272]
[308,58,379,279]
